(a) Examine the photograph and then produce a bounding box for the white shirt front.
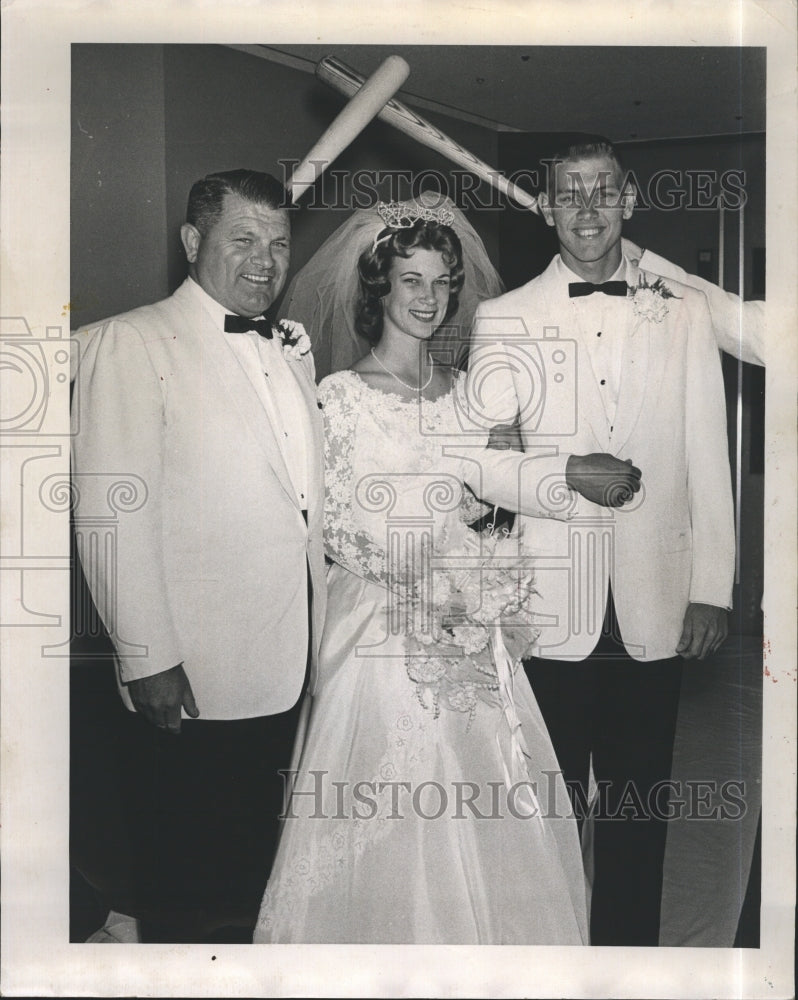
[557,255,632,439]
[187,278,312,509]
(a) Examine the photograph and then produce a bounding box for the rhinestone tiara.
[371,200,456,252]
[376,200,456,229]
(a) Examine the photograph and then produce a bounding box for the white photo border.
[1,1,795,997]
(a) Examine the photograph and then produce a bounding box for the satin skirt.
[254,563,589,944]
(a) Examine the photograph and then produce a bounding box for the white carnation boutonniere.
[631,275,681,324]
[274,319,311,359]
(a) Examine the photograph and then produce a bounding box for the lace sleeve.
[318,373,389,585]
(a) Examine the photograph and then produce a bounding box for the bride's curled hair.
[356,221,465,344]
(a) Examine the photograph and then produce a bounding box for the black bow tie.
[224,314,273,338]
[568,280,629,299]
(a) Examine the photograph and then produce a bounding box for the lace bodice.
[320,370,487,587]
[319,370,537,722]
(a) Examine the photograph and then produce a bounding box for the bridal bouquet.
[399,523,538,725]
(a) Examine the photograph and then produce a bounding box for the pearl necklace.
[370,348,434,391]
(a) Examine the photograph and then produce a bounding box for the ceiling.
[259,44,766,142]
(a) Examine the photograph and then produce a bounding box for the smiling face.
[180,192,291,317]
[540,154,635,281]
[381,248,452,341]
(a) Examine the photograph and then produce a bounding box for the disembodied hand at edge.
[566,454,642,508]
[127,663,199,734]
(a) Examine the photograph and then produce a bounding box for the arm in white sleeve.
[71,319,183,682]
[459,446,577,521]
[628,241,764,366]
[681,290,736,608]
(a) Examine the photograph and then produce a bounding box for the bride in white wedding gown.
[254,198,588,945]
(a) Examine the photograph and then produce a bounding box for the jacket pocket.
[663,525,692,552]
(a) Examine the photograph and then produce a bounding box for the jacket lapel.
[610,262,654,453]
[286,353,325,524]
[171,281,299,508]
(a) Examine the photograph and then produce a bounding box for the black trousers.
[71,526,313,942]
[142,708,303,942]
[71,661,303,942]
[525,590,683,946]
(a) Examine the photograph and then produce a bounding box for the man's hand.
[487,420,523,452]
[676,603,728,660]
[127,663,199,734]
[566,454,642,508]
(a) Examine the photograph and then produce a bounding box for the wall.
[162,45,502,302]
[71,45,169,329]
[619,137,765,298]
[71,44,502,335]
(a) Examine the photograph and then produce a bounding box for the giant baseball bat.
[287,55,410,203]
[315,56,539,213]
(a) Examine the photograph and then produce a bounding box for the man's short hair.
[542,136,624,198]
[186,169,290,235]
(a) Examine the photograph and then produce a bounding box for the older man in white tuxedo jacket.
[71,170,325,942]
[468,140,735,946]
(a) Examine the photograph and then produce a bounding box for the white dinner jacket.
[635,244,765,366]
[469,258,735,662]
[71,279,326,719]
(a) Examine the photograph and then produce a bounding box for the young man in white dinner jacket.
[71,169,325,943]
[467,139,735,946]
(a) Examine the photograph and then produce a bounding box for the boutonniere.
[631,275,680,323]
[274,319,311,359]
